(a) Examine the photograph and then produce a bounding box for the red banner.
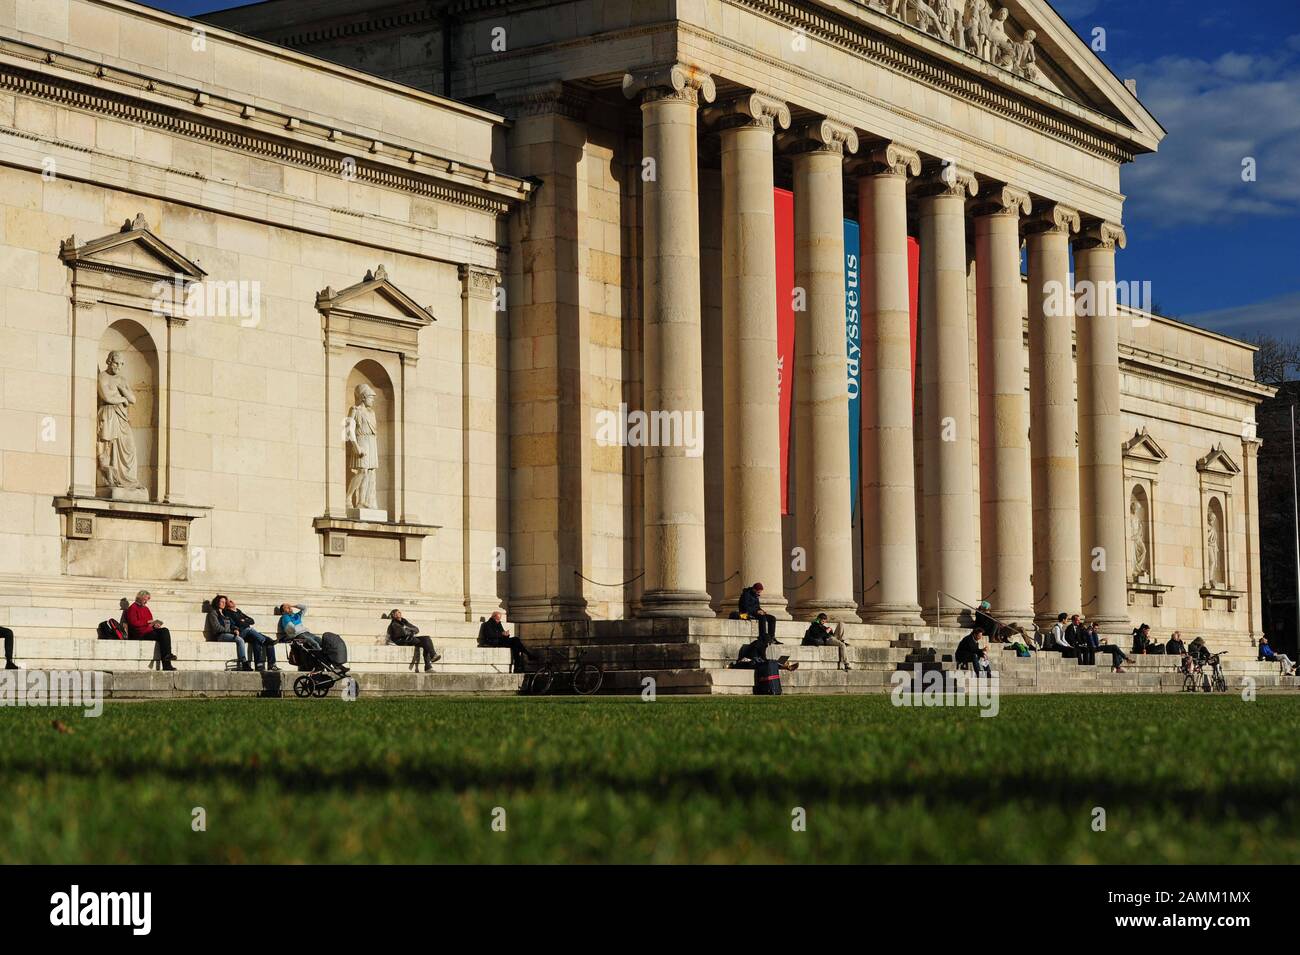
[775,188,795,514]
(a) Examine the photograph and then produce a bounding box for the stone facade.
[0,0,1273,649]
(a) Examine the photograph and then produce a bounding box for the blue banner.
[844,218,861,519]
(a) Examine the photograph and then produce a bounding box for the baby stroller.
[288,636,356,698]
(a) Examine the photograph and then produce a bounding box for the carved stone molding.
[495,80,592,120]
[1077,220,1127,251]
[622,64,717,106]
[460,264,500,301]
[312,516,440,562]
[702,91,792,132]
[779,117,860,156]
[316,265,436,360]
[53,496,211,547]
[914,163,979,199]
[970,183,1032,218]
[1024,202,1081,235]
[855,142,922,179]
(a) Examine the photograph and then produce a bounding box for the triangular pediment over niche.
[59,213,206,280]
[858,0,1164,150]
[1196,444,1241,476]
[315,265,435,330]
[1123,427,1167,463]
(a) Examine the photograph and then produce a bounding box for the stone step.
[85,669,524,698]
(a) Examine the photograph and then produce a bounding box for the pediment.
[59,214,206,280]
[857,0,1165,152]
[1122,427,1167,462]
[1196,444,1241,476]
[315,265,435,329]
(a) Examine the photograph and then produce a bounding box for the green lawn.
[0,695,1295,863]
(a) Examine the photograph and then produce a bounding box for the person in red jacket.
[123,590,177,671]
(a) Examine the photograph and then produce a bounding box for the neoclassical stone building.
[0,0,1270,649]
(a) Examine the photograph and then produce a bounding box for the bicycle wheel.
[1182,673,1196,693]
[572,663,603,696]
[1213,671,1227,693]
[530,666,555,696]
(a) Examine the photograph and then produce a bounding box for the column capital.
[495,80,591,120]
[622,63,716,106]
[779,117,860,156]
[702,91,791,132]
[1024,202,1081,236]
[459,264,500,300]
[970,184,1032,218]
[1076,220,1127,251]
[914,163,979,199]
[854,142,922,179]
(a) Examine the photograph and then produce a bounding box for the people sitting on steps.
[1087,622,1131,672]
[224,597,278,672]
[731,638,798,671]
[124,590,177,671]
[1258,635,1296,676]
[1131,622,1162,655]
[205,594,252,671]
[385,609,442,671]
[801,612,851,671]
[275,602,322,650]
[973,600,999,639]
[1066,614,1094,665]
[955,627,992,677]
[1048,612,1075,656]
[477,610,536,673]
[1,624,19,670]
[737,582,779,646]
[1165,631,1187,659]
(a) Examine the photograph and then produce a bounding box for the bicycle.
[523,645,604,696]
[1182,650,1227,693]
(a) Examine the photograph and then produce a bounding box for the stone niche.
[313,266,440,565]
[1122,427,1173,608]
[1196,444,1242,611]
[54,215,211,579]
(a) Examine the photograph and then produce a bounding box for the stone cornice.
[495,80,593,119]
[0,40,531,216]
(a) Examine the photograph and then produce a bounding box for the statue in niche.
[1206,507,1223,586]
[97,351,146,496]
[1128,495,1150,578]
[345,382,380,513]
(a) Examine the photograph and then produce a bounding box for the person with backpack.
[123,590,177,671]
[224,597,278,672]
[205,595,251,671]
[801,612,851,670]
[386,609,442,671]
[738,582,778,646]
[1,625,18,670]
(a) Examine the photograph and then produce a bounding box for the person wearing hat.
[738,581,779,646]
[973,600,999,639]
[801,612,851,671]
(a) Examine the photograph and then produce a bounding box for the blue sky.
[155,0,1300,340]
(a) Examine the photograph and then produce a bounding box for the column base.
[922,608,969,629]
[506,595,590,623]
[791,600,861,623]
[859,603,926,627]
[638,589,717,618]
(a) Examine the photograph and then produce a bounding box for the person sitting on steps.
[1048,612,1075,657]
[738,582,779,646]
[224,598,278,672]
[1258,635,1296,676]
[1067,613,1094,665]
[124,590,177,671]
[1,624,20,670]
[386,609,442,671]
[1088,622,1131,672]
[205,594,252,671]
[275,602,322,650]
[477,610,536,672]
[955,627,992,677]
[732,638,798,671]
[801,612,851,671]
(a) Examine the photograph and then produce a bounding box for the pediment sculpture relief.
[869,0,1042,83]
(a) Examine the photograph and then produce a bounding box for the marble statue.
[345,382,380,512]
[868,0,1042,83]
[97,351,145,494]
[1128,496,1149,577]
[1206,508,1222,585]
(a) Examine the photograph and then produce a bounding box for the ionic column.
[623,64,716,617]
[857,144,924,625]
[787,119,860,621]
[916,164,979,627]
[972,185,1034,628]
[1075,220,1128,635]
[1025,202,1082,627]
[710,93,792,616]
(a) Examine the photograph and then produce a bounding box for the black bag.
[321,632,348,666]
[97,619,126,640]
[753,659,782,696]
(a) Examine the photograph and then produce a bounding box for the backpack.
[97,619,126,640]
[753,659,782,696]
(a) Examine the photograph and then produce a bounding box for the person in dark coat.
[973,600,998,639]
[477,610,536,671]
[732,639,798,671]
[955,628,991,676]
[1066,614,1094,665]
[802,612,851,670]
[738,582,778,645]
[1131,623,1158,654]
[386,609,442,671]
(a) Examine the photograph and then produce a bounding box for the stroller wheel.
[311,679,331,698]
[293,676,312,699]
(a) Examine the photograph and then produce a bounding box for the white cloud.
[1121,50,1300,229]
[1183,290,1300,338]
